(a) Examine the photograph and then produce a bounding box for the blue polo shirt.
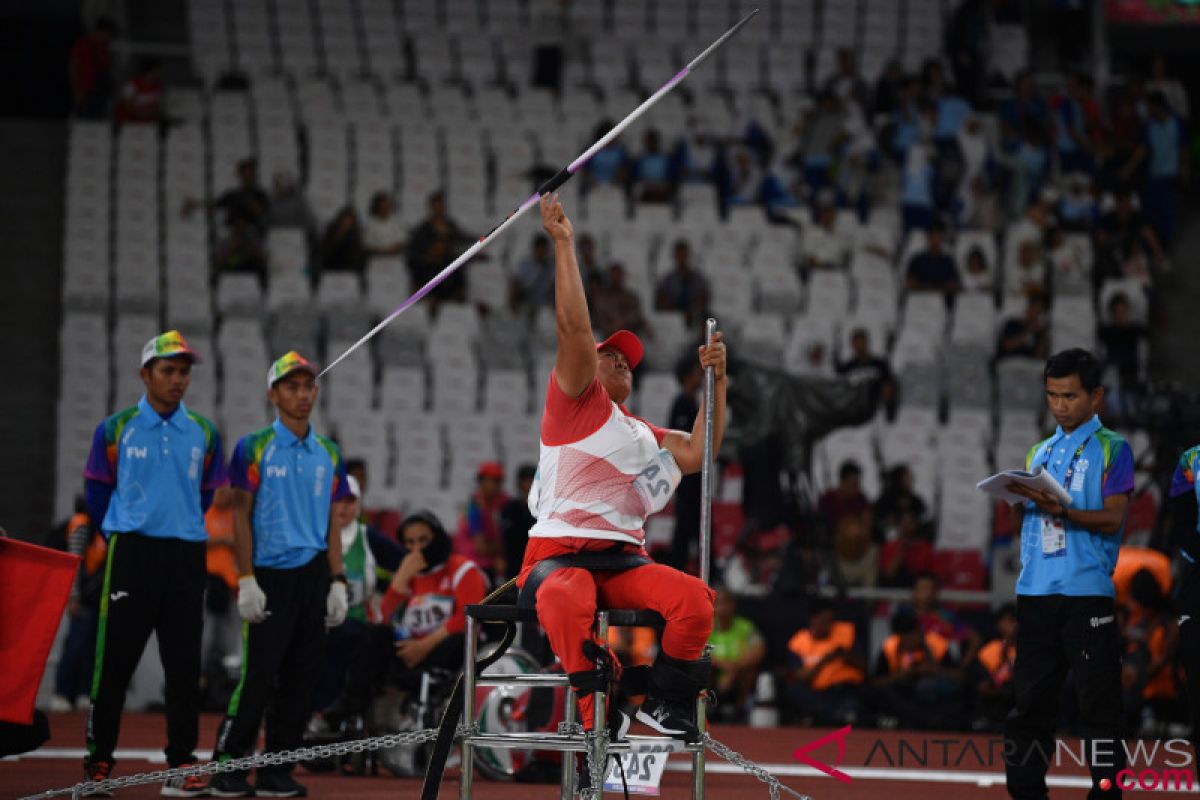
[1017,415,1134,598]
[229,418,349,569]
[1145,115,1183,179]
[1169,445,1200,562]
[84,396,226,541]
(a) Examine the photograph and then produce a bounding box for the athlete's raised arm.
[542,193,596,398]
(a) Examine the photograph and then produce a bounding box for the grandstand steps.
[0,120,67,539]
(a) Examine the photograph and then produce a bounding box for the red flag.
[0,538,79,724]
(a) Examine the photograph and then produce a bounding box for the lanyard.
[1040,437,1090,489]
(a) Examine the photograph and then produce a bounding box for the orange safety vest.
[608,625,657,667]
[1142,622,1179,701]
[881,630,949,673]
[788,621,865,691]
[977,638,1016,686]
[1112,547,1172,608]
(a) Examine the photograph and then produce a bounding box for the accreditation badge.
[1041,516,1067,558]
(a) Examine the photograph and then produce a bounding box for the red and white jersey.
[379,553,487,637]
[528,373,673,546]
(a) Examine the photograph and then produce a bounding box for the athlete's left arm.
[662,333,727,475]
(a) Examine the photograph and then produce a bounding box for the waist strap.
[517,550,652,610]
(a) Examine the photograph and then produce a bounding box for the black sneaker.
[209,770,255,797]
[609,708,631,742]
[81,760,114,798]
[636,697,700,743]
[254,772,307,798]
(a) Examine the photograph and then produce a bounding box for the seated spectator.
[509,234,555,314]
[998,71,1050,152]
[1121,569,1181,732]
[1096,189,1166,272]
[1052,73,1096,175]
[796,90,846,190]
[1047,227,1089,296]
[954,115,997,229]
[576,232,603,285]
[631,128,676,203]
[872,59,905,116]
[1058,173,1098,232]
[800,195,852,272]
[315,512,487,734]
[1004,240,1047,298]
[265,172,317,242]
[819,461,870,533]
[785,598,865,725]
[454,462,509,580]
[722,145,765,208]
[996,292,1049,361]
[499,465,537,582]
[824,49,870,112]
[70,17,115,119]
[592,263,651,339]
[875,465,928,537]
[1146,54,1189,121]
[408,190,471,307]
[1099,293,1148,392]
[833,514,879,589]
[878,514,935,588]
[960,246,994,293]
[866,609,962,729]
[924,60,972,145]
[905,222,960,297]
[363,192,406,257]
[835,329,897,416]
[907,572,981,663]
[114,57,163,126]
[318,206,368,275]
[900,136,936,234]
[997,121,1051,218]
[582,120,628,190]
[186,158,270,235]
[968,603,1017,731]
[654,239,710,327]
[213,208,267,283]
[708,588,767,723]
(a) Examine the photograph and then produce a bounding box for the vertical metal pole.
[693,317,717,799]
[591,611,610,798]
[698,317,718,585]
[560,686,578,800]
[460,616,477,800]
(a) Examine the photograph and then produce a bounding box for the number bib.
[401,593,454,636]
[603,738,680,795]
[632,449,683,515]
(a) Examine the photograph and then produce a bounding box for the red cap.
[477,461,505,480]
[595,330,644,369]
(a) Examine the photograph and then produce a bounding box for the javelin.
[319,8,759,376]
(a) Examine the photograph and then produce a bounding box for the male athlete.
[518,194,727,743]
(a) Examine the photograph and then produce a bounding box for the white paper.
[976,465,1073,507]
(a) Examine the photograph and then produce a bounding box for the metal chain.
[703,733,813,800]
[21,725,474,800]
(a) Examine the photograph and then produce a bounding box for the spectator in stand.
[960,246,994,293]
[836,328,897,416]
[581,119,628,191]
[669,358,703,571]
[454,462,509,580]
[792,340,835,378]
[1146,55,1189,122]
[945,0,988,105]
[866,609,963,729]
[1099,293,1148,405]
[631,128,677,203]
[1048,227,1090,296]
[576,233,603,285]
[593,263,651,341]
[1121,568,1180,732]
[968,603,1017,732]
[114,58,163,127]
[1004,240,1047,298]
[265,172,317,243]
[202,487,239,679]
[824,49,870,112]
[786,598,866,725]
[997,292,1049,361]
[1123,91,1187,247]
[879,512,935,588]
[998,71,1050,153]
[1052,73,1098,174]
[509,234,555,314]
[213,208,267,284]
[997,121,1051,219]
[654,239,710,328]
[408,190,470,307]
[908,572,982,663]
[362,192,406,257]
[318,206,368,275]
[708,588,766,723]
[875,465,929,535]
[796,90,846,190]
[905,221,961,298]
[800,194,852,272]
[819,461,870,533]
[498,465,536,582]
[1057,173,1098,232]
[70,17,114,119]
[1096,189,1166,274]
[833,514,879,588]
[955,115,998,230]
[924,60,972,147]
[185,159,271,238]
[890,77,922,161]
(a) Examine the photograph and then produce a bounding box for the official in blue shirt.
[1167,444,1200,770]
[1003,349,1133,800]
[211,351,349,798]
[80,330,226,794]
[1124,92,1187,247]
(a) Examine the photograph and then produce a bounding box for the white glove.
[237,576,268,623]
[326,581,348,628]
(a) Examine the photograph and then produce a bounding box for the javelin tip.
[685,8,759,71]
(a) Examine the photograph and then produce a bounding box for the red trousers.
[517,537,715,726]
